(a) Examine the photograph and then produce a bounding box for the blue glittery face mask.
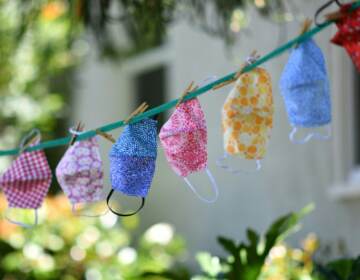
[279,39,332,144]
[107,118,158,216]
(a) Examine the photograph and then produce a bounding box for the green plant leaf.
[314,257,360,280]
[263,204,314,256]
[314,262,342,280]
[349,256,360,280]
[217,237,239,257]
[328,259,354,279]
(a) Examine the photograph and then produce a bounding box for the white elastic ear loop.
[183,168,219,203]
[69,127,84,136]
[71,203,109,218]
[289,126,332,144]
[216,153,262,174]
[4,208,38,228]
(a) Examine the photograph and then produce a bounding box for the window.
[134,66,167,126]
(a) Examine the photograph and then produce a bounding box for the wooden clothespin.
[19,129,41,154]
[95,129,116,143]
[124,102,149,124]
[213,50,259,90]
[295,18,312,48]
[325,10,345,22]
[69,121,84,146]
[176,81,198,107]
[299,18,313,36]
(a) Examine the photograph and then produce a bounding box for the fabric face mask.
[331,3,360,72]
[108,118,158,216]
[279,39,332,144]
[159,97,219,203]
[56,136,107,217]
[0,130,52,227]
[218,67,274,173]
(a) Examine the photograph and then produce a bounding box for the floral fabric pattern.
[332,3,360,72]
[56,137,104,205]
[280,39,331,128]
[159,98,208,177]
[109,118,158,197]
[222,68,273,160]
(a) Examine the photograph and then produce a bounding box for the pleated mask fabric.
[279,39,331,143]
[218,67,273,172]
[332,3,360,72]
[109,118,158,198]
[159,98,219,203]
[56,137,105,207]
[0,137,52,227]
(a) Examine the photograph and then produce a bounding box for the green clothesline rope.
[1,1,359,157]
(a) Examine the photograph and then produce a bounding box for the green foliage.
[0,1,83,172]
[145,205,314,280]
[86,0,289,56]
[315,257,360,280]
[0,195,187,279]
[194,204,314,280]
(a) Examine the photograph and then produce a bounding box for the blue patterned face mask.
[108,118,158,216]
[279,39,332,144]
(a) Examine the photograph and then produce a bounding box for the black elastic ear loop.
[315,0,344,26]
[106,189,145,217]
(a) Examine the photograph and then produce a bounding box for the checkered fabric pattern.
[0,142,52,209]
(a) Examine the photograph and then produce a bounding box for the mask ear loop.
[4,208,38,228]
[217,51,263,174]
[106,189,145,217]
[315,0,344,26]
[105,103,149,217]
[68,122,85,146]
[5,129,42,228]
[216,153,262,174]
[183,168,219,203]
[18,128,41,154]
[289,126,332,144]
[71,203,109,218]
[68,129,114,218]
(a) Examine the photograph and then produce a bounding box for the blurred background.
[0,0,359,279]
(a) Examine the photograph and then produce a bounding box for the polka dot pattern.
[332,3,360,72]
[56,137,105,204]
[222,68,274,160]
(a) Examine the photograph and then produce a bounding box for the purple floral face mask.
[56,136,107,216]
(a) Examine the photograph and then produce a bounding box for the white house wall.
[74,2,360,260]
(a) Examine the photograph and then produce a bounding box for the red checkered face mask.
[0,130,52,227]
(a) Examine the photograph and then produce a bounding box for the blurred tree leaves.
[0,1,83,179]
[78,0,289,57]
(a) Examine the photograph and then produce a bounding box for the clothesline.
[1,0,359,157]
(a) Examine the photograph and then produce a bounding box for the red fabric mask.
[331,3,360,72]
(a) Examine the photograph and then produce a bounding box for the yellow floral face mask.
[217,67,274,172]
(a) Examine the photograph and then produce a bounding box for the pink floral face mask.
[0,129,52,228]
[56,136,107,217]
[159,98,219,203]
